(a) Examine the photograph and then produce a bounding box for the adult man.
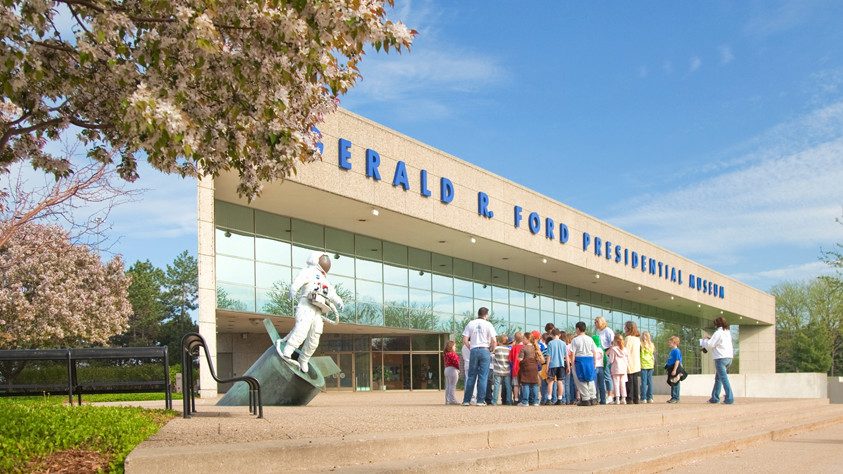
[462,307,497,406]
[594,316,615,405]
[276,251,344,373]
[570,321,599,406]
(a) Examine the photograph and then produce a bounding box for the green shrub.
[0,398,174,473]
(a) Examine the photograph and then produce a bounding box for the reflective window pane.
[255,210,291,240]
[216,283,254,312]
[356,258,383,282]
[432,274,453,294]
[255,262,290,289]
[292,219,324,248]
[216,255,254,286]
[216,229,254,259]
[215,201,253,233]
[432,292,453,313]
[454,278,473,298]
[255,236,290,266]
[454,296,473,317]
[409,269,431,290]
[384,264,408,286]
[384,284,409,307]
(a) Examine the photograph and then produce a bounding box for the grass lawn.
[0,397,175,473]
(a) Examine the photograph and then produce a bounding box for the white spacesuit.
[276,251,344,372]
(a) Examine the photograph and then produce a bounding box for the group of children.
[445,319,685,406]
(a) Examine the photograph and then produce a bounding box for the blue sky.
[106,0,843,291]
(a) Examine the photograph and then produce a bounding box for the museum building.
[196,109,776,397]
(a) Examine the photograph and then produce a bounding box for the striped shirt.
[493,345,511,375]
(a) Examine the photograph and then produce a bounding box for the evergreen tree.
[159,251,199,357]
[113,260,167,347]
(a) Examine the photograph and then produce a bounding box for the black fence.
[0,347,172,409]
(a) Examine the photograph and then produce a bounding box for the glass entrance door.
[326,353,355,391]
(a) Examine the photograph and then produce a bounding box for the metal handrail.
[180,333,262,419]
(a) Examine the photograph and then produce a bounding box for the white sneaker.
[621,399,627,405]
[299,360,309,373]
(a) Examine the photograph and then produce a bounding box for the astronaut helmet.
[307,250,331,274]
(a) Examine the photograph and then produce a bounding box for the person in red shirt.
[443,340,460,405]
[508,331,525,405]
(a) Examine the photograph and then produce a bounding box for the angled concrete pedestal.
[217,319,340,407]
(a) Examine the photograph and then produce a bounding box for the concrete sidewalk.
[115,391,781,446]
[674,421,843,473]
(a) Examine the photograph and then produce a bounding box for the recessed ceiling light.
[720,310,723,314]
[542,258,547,263]
[637,286,642,291]
[371,209,379,216]
[739,316,743,320]
[697,304,701,308]
[595,274,600,279]
[470,237,477,244]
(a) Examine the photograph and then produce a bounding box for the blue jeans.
[492,373,511,405]
[463,347,491,404]
[598,362,612,404]
[566,371,577,402]
[641,368,654,401]
[540,378,558,403]
[520,383,538,405]
[711,358,734,403]
[671,381,680,401]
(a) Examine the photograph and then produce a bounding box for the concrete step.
[557,405,843,473]
[335,402,841,472]
[124,398,831,473]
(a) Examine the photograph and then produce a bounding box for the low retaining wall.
[829,377,843,404]
[652,373,828,399]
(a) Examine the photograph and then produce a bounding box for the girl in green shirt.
[640,331,655,403]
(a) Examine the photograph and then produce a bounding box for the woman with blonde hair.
[640,331,655,403]
[443,340,460,405]
[593,316,615,405]
[624,320,642,404]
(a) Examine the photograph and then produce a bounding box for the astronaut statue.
[276,251,344,373]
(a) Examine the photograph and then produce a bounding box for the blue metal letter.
[582,232,591,251]
[605,241,612,260]
[559,223,570,244]
[440,177,454,204]
[545,217,555,239]
[670,267,677,283]
[419,170,431,197]
[338,138,352,170]
[631,251,639,269]
[615,245,622,263]
[392,161,410,191]
[649,259,657,275]
[365,149,381,180]
[641,255,647,272]
[478,192,491,218]
[689,274,696,289]
[594,237,603,257]
[528,212,541,235]
[719,287,725,299]
[515,206,523,228]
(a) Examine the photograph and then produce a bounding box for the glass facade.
[214,200,738,377]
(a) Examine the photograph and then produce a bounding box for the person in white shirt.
[703,317,735,404]
[570,321,599,406]
[461,307,497,406]
[594,316,615,405]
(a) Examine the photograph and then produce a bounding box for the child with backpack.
[666,336,683,403]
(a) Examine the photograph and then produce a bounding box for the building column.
[738,324,776,374]
[197,176,218,398]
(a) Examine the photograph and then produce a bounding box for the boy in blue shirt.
[546,328,567,405]
[666,336,682,403]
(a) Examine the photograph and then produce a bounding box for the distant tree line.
[772,215,843,375]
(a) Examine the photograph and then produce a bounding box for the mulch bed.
[26,449,111,474]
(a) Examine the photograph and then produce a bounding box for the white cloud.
[719,45,734,65]
[744,0,818,37]
[731,261,835,285]
[108,163,196,240]
[689,56,702,73]
[608,101,843,268]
